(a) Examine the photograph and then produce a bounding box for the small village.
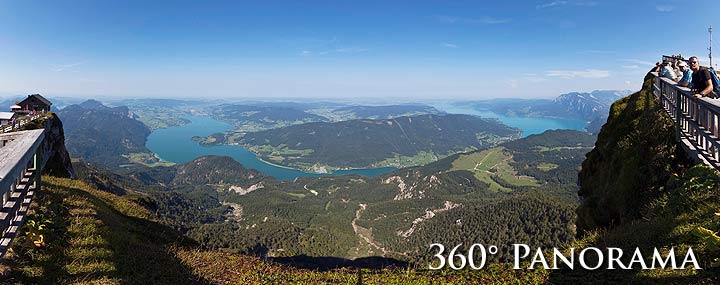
[0,94,52,133]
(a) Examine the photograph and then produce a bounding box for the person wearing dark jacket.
[689,56,714,98]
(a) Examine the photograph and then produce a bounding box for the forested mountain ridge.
[56,100,158,169]
[193,103,449,145]
[237,114,521,172]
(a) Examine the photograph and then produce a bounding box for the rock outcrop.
[576,74,689,233]
[20,112,75,178]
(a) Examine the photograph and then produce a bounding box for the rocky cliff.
[20,112,75,178]
[576,74,690,232]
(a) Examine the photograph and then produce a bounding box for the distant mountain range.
[329,104,442,119]
[203,103,445,133]
[462,90,632,133]
[210,104,330,131]
[553,90,630,119]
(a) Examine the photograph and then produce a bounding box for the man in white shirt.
[659,61,677,81]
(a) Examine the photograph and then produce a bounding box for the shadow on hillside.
[269,255,408,271]
[2,179,212,285]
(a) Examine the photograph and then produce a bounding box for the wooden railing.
[0,112,47,134]
[652,72,720,170]
[0,129,45,258]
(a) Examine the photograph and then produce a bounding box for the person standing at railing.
[689,56,718,138]
[689,56,714,99]
[672,59,683,79]
[677,61,692,87]
[660,60,678,81]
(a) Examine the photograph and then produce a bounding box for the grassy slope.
[0,176,208,284]
[451,146,540,192]
[552,165,720,284]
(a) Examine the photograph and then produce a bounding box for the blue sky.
[0,0,718,99]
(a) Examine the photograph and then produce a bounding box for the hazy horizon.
[0,89,635,107]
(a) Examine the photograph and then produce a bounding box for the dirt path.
[351,204,389,256]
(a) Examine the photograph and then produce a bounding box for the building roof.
[10,104,21,109]
[24,94,52,106]
[0,112,15,120]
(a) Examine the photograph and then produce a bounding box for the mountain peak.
[77,99,110,110]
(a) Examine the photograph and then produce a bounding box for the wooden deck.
[0,129,45,258]
[651,72,720,170]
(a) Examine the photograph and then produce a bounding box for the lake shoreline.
[146,115,397,180]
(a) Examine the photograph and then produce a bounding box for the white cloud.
[577,49,614,54]
[656,5,675,12]
[537,1,568,9]
[433,15,511,25]
[526,77,548,83]
[621,65,639,69]
[443,43,458,48]
[536,0,597,9]
[334,48,368,53]
[546,69,610,79]
[300,47,368,57]
[51,62,84,72]
[621,58,655,67]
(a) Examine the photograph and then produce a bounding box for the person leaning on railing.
[660,60,678,81]
[676,60,692,87]
[689,56,715,99]
[672,59,683,79]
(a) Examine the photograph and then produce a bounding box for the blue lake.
[145,115,396,180]
[430,103,588,137]
[146,107,586,180]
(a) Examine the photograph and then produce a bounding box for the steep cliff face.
[20,112,75,178]
[576,74,690,233]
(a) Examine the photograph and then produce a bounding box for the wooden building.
[13,94,52,115]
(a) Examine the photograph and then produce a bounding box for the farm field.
[451,147,539,192]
